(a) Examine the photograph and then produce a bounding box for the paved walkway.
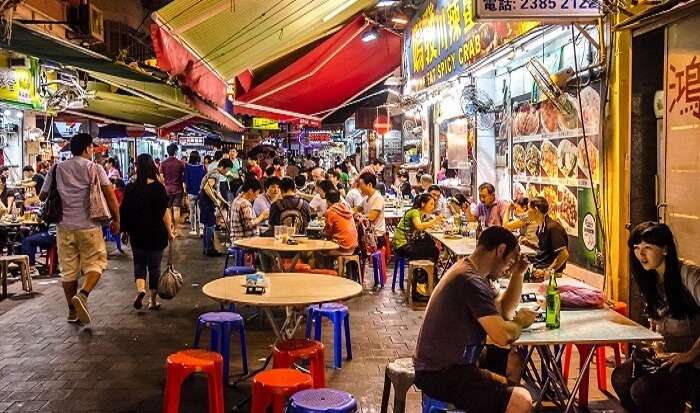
[0,234,624,412]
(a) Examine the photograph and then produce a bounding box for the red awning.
[151,22,227,107]
[236,15,401,120]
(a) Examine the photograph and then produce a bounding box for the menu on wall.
[383,130,403,164]
[510,83,603,271]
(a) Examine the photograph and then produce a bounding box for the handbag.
[39,164,63,224]
[630,345,664,380]
[89,163,112,224]
[158,243,183,300]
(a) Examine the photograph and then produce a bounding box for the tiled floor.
[0,234,625,412]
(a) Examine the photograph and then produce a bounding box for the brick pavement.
[0,235,624,412]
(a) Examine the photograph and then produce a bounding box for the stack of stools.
[392,256,407,291]
[272,338,326,387]
[193,312,249,383]
[223,246,256,277]
[288,388,358,413]
[405,260,436,309]
[306,303,352,369]
[251,369,314,413]
[163,349,224,413]
[562,301,628,408]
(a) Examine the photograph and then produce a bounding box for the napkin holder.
[245,273,268,295]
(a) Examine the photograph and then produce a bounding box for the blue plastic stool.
[223,266,256,277]
[392,256,406,291]
[371,251,385,288]
[193,312,248,382]
[422,393,465,413]
[224,246,246,269]
[102,226,123,253]
[305,303,352,369]
[288,388,358,413]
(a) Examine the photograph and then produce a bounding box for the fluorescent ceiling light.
[523,28,566,53]
[377,0,399,6]
[362,28,379,42]
[391,15,409,25]
[323,0,359,22]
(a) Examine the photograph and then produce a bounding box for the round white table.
[203,273,362,339]
[234,236,339,272]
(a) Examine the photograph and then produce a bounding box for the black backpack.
[275,198,305,233]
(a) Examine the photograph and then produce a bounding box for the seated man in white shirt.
[310,180,343,217]
[253,176,281,233]
[356,172,386,249]
[345,181,364,209]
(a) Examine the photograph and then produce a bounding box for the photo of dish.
[526,143,540,176]
[513,182,526,200]
[578,138,600,181]
[540,100,560,134]
[513,144,526,175]
[557,139,578,177]
[514,103,540,137]
[557,94,582,131]
[499,117,511,139]
[542,185,558,219]
[558,185,578,235]
[541,139,558,178]
[580,86,600,132]
[526,183,539,199]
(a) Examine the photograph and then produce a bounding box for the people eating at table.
[356,171,386,249]
[413,226,536,413]
[359,158,385,177]
[427,185,447,216]
[309,179,338,217]
[252,176,280,233]
[266,177,311,236]
[393,170,414,200]
[503,197,539,247]
[612,222,700,413]
[465,182,510,228]
[21,224,57,276]
[524,196,569,278]
[345,181,364,209]
[22,165,44,194]
[418,174,432,194]
[326,169,346,198]
[315,190,359,269]
[230,179,269,240]
[392,193,443,262]
[0,175,16,215]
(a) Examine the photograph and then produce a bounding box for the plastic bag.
[158,244,183,300]
[537,278,605,308]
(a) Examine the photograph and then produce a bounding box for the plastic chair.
[193,312,248,382]
[380,358,414,413]
[371,251,386,288]
[251,368,313,413]
[422,393,464,413]
[305,303,352,369]
[163,349,224,413]
[223,266,256,277]
[392,256,406,291]
[273,338,326,388]
[562,302,627,408]
[224,246,246,268]
[288,388,358,413]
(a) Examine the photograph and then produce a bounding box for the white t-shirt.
[345,188,363,209]
[309,194,327,216]
[361,190,386,236]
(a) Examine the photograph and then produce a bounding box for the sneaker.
[189,230,198,236]
[71,293,91,324]
[133,291,146,310]
[148,301,161,311]
[67,308,79,323]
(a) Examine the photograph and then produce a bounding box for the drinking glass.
[274,226,285,242]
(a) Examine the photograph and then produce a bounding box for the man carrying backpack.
[266,177,311,236]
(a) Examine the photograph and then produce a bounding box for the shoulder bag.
[39,164,63,224]
[89,163,112,224]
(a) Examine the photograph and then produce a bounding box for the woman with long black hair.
[391,193,444,261]
[612,222,700,412]
[120,154,174,310]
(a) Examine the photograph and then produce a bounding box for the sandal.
[133,291,146,310]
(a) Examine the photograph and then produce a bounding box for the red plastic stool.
[272,338,326,387]
[46,244,58,275]
[563,302,627,408]
[251,368,313,413]
[163,349,224,413]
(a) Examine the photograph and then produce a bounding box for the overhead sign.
[405,0,538,91]
[252,117,279,130]
[475,0,602,20]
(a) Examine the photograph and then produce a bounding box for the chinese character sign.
[668,55,700,120]
[405,0,537,91]
[475,0,601,20]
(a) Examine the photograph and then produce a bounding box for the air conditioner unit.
[67,0,104,43]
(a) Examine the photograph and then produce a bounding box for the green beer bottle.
[545,271,561,329]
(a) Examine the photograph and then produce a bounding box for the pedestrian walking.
[39,133,121,325]
[159,143,186,232]
[184,151,207,236]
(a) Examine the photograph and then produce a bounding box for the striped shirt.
[230,195,258,239]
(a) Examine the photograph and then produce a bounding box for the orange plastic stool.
[251,368,313,413]
[563,302,627,407]
[308,269,339,276]
[163,349,224,413]
[272,338,326,387]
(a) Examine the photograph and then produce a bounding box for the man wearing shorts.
[413,226,536,413]
[40,133,121,324]
[159,143,185,230]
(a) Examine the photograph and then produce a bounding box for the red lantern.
[373,115,391,135]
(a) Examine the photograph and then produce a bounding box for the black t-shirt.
[32,174,44,193]
[120,181,169,250]
[400,181,413,199]
[414,259,499,371]
[532,216,568,271]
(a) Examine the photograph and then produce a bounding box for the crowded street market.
[0,0,697,412]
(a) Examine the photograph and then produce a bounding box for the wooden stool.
[406,260,436,309]
[0,255,32,299]
[380,357,415,413]
[336,255,360,281]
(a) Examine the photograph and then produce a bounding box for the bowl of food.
[525,143,540,176]
[540,100,560,134]
[557,139,578,177]
[540,139,558,178]
[513,144,527,175]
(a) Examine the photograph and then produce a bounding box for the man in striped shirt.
[230,179,269,240]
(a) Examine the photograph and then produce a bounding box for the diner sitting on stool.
[21,224,57,276]
[392,193,443,261]
[413,226,536,413]
[612,222,700,413]
[356,172,386,249]
[465,182,510,228]
[230,179,269,240]
[523,196,568,279]
[316,190,358,269]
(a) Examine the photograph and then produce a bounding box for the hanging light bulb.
[15,111,23,118]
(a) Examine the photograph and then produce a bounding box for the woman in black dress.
[120,154,174,310]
